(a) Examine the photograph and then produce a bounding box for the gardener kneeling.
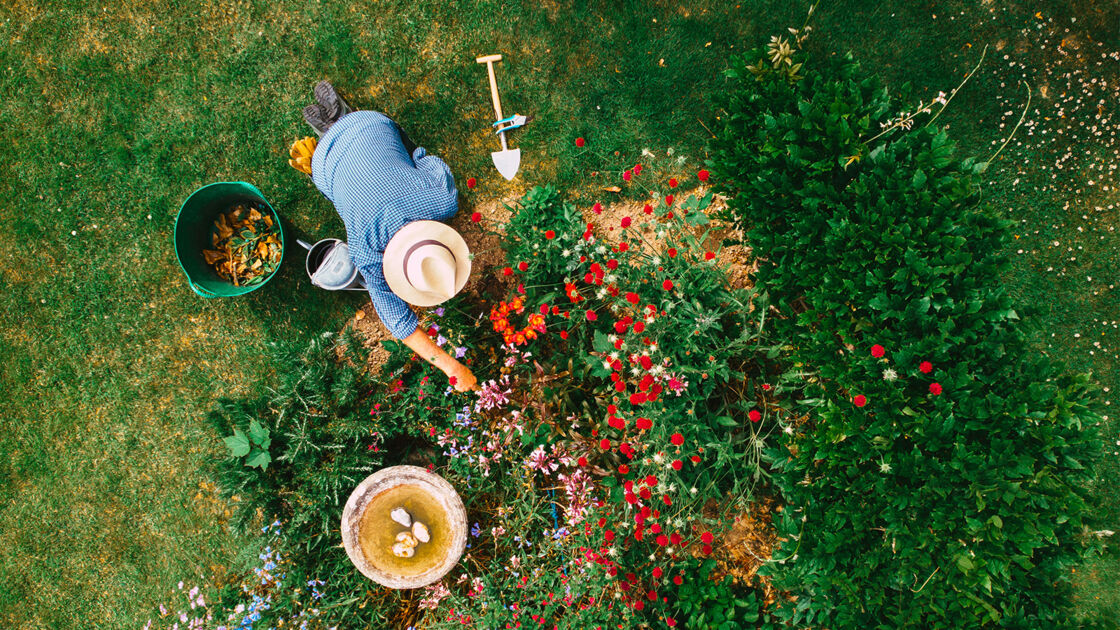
[297,81,478,392]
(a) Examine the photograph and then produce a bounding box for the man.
[302,81,478,392]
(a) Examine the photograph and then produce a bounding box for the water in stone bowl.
[341,466,467,589]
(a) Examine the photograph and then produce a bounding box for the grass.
[0,0,1115,627]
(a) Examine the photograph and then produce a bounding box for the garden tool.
[476,54,525,180]
[297,238,366,291]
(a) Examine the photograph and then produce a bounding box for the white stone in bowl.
[390,507,412,527]
[412,521,430,543]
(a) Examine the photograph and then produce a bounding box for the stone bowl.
[340,465,467,589]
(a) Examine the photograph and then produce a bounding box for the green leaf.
[223,429,251,457]
[717,415,738,427]
[245,449,272,470]
[248,419,271,448]
[988,515,1003,529]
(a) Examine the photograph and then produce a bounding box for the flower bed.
[166,161,785,629]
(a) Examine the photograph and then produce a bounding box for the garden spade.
[476,54,522,180]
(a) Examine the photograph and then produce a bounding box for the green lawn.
[0,0,1115,627]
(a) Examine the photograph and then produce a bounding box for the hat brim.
[383,220,471,307]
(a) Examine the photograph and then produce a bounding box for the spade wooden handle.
[476,54,504,121]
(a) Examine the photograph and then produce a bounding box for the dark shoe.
[314,81,352,121]
[303,104,331,136]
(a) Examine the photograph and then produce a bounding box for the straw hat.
[383,220,471,307]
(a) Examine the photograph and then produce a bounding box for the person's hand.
[447,362,479,392]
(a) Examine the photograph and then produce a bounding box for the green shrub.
[711,45,1104,628]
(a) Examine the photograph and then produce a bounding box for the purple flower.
[454,346,467,358]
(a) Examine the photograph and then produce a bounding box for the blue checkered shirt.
[311,111,459,339]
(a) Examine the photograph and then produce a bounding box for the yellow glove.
[288,137,317,175]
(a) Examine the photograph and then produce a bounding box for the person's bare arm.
[400,328,479,392]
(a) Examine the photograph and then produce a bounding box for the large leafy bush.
[711,45,1104,627]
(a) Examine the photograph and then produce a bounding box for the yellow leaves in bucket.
[203,204,281,286]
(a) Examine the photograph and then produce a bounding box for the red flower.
[667,247,677,258]
[466,177,477,189]
[670,433,684,446]
[635,417,652,430]
[668,178,678,188]
[656,534,668,546]
[749,410,761,422]
[762,383,771,391]
[643,203,653,215]
[575,137,586,147]
[662,279,674,291]
[626,292,640,304]
[645,475,657,487]
[702,544,712,555]
[599,438,611,450]
[919,360,933,374]
[577,456,587,467]
[623,170,632,182]
[667,618,677,628]
[629,392,647,405]
[586,310,598,321]
[698,169,710,182]
[672,575,683,586]
[633,164,643,175]
[647,590,657,601]
[605,530,615,542]
[664,194,674,206]
[929,382,943,395]
[853,394,867,407]
[704,251,715,260]
[701,532,714,544]
[517,261,528,272]
[502,266,513,276]
[672,459,682,470]
[652,567,664,578]
[689,454,701,464]
[619,464,629,474]
[559,330,569,340]
[545,230,555,239]
[593,202,603,215]
[871,344,885,358]
[621,217,632,228]
[470,211,482,223]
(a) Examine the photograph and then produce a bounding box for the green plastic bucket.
[174,181,285,298]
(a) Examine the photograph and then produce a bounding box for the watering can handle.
[297,239,313,251]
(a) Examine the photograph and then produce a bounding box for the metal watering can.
[297,238,367,291]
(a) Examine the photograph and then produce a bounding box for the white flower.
[882,368,898,381]
[653,453,664,464]
[642,148,654,157]
[784,425,794,435]
[562,249,571,257]
[649,344,658,353]
[689,487,698,495]
[652,256,661,265]
[879,460,892,474]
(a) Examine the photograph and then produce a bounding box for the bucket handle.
[188,278,220,298]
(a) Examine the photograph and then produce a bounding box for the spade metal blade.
[491,148,521,180]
